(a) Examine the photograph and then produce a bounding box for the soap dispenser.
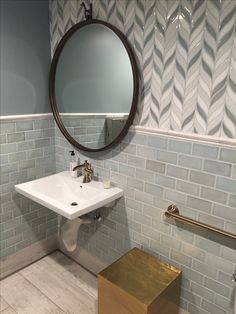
[69,151,77,178]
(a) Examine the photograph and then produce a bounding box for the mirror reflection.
[55,23,134,150]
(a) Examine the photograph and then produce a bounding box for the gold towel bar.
[165,204,236,240]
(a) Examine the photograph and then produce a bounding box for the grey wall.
[0,0,51,115]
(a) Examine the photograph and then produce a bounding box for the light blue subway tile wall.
[49,0,236,139]
[0,117,57,259]
[54,125,236,314]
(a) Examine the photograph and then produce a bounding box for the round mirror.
[49,19,139,152]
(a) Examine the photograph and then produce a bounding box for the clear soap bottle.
[69,150,77,178]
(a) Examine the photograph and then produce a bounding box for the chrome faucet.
[73,160,93,183]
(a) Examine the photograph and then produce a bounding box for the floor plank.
[0,273,64,314]
[20,257,97,314]
[0,297,9,311]
[43,251,97,298]
[0,307,17,314]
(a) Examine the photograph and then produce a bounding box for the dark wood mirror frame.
[49,19,139,152]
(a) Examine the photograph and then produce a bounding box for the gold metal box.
[98,248,181,314]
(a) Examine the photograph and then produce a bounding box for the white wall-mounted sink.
[15,171,123,219]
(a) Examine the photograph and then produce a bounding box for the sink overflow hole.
[70,202,78,206]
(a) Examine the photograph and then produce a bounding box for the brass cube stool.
[98,248,181,314]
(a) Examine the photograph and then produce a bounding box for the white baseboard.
[0,235,58,279]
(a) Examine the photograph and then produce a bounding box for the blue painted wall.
[0,0,51,115]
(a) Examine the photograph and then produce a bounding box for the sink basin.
[15,171,123,219]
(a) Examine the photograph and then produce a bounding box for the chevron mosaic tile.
[50,0,236,139]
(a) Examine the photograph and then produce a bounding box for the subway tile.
[132,231,150,247]
[187,304,208,314]
[192,259,217,279]
[5,234,23,247]
[0,143,17,154]
[176,180,200,196]
[125,198,142,212]
[198,212,224,229]
[215,295,234,313]
[172,227,194,244]
[225,221,236,234]
[179,155,202,170]
[144,183,163,197]
[171,250,192,267]
[220,148,236,163]
[35,138,50,148]
[110,172,127,185]
[160,234,182,250]
[195,236,221,256]
[0,174,9,185]
[232,165,236,178]
[190,170,215,187]
[152,219,171,235]
[228,194,236,207]
[156,150,177,164]
[155,174,175,189]
[181,243,205,262]
[25,130,44,140]
[146,159,165,173]
[127,177,144,191]
[128,155,145,168]
[134,190,153,205]
[0,155,8,165]
[191,282,214,302]
[33,119,50,129]
[150,239,170,256]
[26,148,44,159]
[19,159,35,170]
[220,246,236,263]
[216,176,236,194]
[143,204,162,219]
[213,203,236,223]
[204,160,231,177]
[192,143,219,158]
[129,133,147,145]
[0,163,18,175]
[8,151,26,163]
[136,168,154,182]
[16,121,33,131]
[201,300,226,314]
[17,140,35,151]
[0,122,15,134]
[111,151,127,163]
[164,189,187,205]
[120,142,136,154]
[168,139,191,154]
[119,164,135,177]
[201,187,227,204]
[166,165,189,180]
[204,277,230,298]
[0,134,6,144]
[182,288,201,307]
[137,145,156,159]
[147,136,167,150]
[187,196,212,213]
[7,132,25,143]
[141,225,160,241]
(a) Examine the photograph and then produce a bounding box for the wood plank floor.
[0,251,97,314]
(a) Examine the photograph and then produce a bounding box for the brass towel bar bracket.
[165,204,236,240]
